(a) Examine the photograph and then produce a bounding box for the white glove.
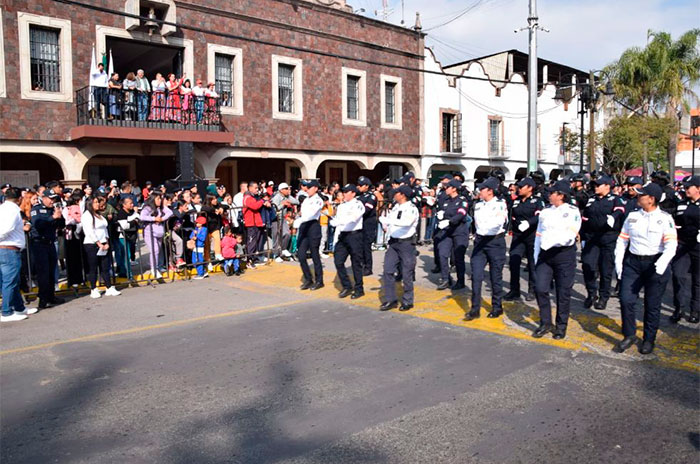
[379,215,388,225]
[517,220,529,232]
[436,211,445,220]
[606,215,615,228]
[654,261,668,275]
[697,231,700,243]
[292,218,302,229]
[438,219,450,230]
[533,251,539,265]
[329,218,337,227]
[616,263,623,281]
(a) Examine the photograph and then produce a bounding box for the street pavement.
[1,248,698,463]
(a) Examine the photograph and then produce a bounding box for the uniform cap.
[633,182,663,201]
[1,183,11,189]
[196,216,207,225]
[477,177,500,191]
[395,185,413,198]
[439,173,454,181]
[516,177,536,188]
[682,175,700,188]
[546,180,571,194]
[446,179,463,189]
[278,182,290,190]
[357,176,372,186]
[625,176,643,186]
[593,175,613,185]
[306,179,320,188]
[341,183,358,194]
[405,171,415,179]
[570,173,585,182]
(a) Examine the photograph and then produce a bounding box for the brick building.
[0,0,424,190]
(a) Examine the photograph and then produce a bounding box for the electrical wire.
[423,0,487,32]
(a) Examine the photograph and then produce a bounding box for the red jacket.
[243,192,264,227]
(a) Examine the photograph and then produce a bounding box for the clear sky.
[354,0,699,71]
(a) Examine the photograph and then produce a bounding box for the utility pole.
[588,69,597,171]
[526,0,539,172]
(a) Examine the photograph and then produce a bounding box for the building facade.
[0,0,424,190]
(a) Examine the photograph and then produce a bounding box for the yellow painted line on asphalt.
[237,263,700,373]
[0,298,309,356]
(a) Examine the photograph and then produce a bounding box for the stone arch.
[514,167,528,180]
[0,141,90,185]
[425,163,467,187]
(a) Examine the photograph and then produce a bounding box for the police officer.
[430,173,452,274]
[650,170,678,214]
[570,173,589,212]
[504,177,544,302]
[357,176,378,276]
[621,176,643,217]
[297,180,324,290]
[531,180,582,339]
[580,174,625,310]
[670,175,700,323]
[529,169,547,203]
[464,177,509,320]
[435,179,470,290]
[330,184,366,299]
[29,191,65,309]
[379,185,419,311]
[614,183,677,354]
[487,168,509,201]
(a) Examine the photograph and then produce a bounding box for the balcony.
[71,86,234,143]
[488,140,510,159]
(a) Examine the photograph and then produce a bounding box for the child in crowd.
[221,226,239,276]
[190,215,208,279]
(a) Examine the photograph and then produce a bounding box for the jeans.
[137,92,149,121]
[0,248,25,316]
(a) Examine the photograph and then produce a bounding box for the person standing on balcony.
[150,73,166,121]
[204,82,219,125]
[192,79,205,124]
[107,73,122,120]
[181,79,193,125]
[122,72,137,121]
[90,62,108,119]
[135,69,151,122]
[165,73,182,122]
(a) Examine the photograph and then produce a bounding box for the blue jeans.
[137,92,149,121]
[194,98,204,123]
[0,248,25,316]
[224,258,240,273]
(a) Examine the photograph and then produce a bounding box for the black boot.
[583,294,596,309]
[463,310,480,321]
[532,324,553,338]
[613,335,637,353]
[594,297,608,310]
[669,309,682,324]
[503,290,521,301]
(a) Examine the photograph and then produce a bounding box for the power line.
[423,0,487,32]
[52,0,526,86]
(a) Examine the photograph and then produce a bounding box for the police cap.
[357,176,372,186]
[306,179,321,188]
[682,175,700,188]
[650,170,671,185]
[516,177,536,188]
[477,177,500,191]
[439,173,454,181]
[633,183,663,201]
[546,180,572,195]
[395,185,413,198]
[593,175,613,185]
[624,176,643,186]
[1,183,11,189]
[446,179,462,189]
[570,173,585,182]
[341,183,358,194]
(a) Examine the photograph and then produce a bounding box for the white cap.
[110,179,118,186]
[268,180,274,186]
[278,182,290,190]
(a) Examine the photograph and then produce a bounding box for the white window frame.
[271,55,303,121]
[0,8,6,97]
[207,44,243,116]
[380,74,402,130]
[18,12,73,102]
[341,67,367,127]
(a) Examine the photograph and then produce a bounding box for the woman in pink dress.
[149,73,166,121]
[165,73,182,122]
[180,79,193,125]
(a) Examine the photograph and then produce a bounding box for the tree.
[604,29,700,171]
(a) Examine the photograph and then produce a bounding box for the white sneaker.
[90,288,102,299]
[275,257,284,263]
[320,253,329,259]
[215,254,224,261]
[16,307,38,316]
[1,313,28,322]
[282,250,292,258]
[193,275,205,280]
[154,271,163,279]
[207,263,214,272]
[105,286,121,297]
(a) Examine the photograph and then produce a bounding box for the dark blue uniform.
[358,191,378,275]
[435,195,470,287]
[432,189,449,271]
[29,203,64,304]
[581,193,625,305]
[508,195,544,298]
[671,197,699,322]
[620,193,640,218]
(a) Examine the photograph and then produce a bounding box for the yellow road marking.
[0,298,309,356]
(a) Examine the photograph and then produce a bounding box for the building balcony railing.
[75,86,224,132]
[488,140,510,159]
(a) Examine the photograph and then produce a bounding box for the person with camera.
[29,190,66,309]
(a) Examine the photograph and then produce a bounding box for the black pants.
[620,253,669,343]
[582,237,616,299]
[298,220,323,284]
[64,237,84,286]
[471,234,506,313]
[509,233,536,295]
[334,231,364,291]
[382,239,417,305]
[535,245,576,332]
[671,242,700,318]
[84,243,112,289]
[246,226,263,261]
[30,241,57,301]
[361,218,377,272]
[437,233,468,284]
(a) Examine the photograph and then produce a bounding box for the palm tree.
[605,29,700,171]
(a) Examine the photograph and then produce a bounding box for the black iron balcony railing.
[76,86,224,132]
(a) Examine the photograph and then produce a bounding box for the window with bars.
[215,53,233,107]
[29,25,61,92]
[384,82,396,124]
[278,64,294,113]
[441,113,454,153]
[346,75,360,120]
[489,119,502,156]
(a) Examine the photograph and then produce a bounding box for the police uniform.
[580,176,626,309]
[465,178,509,320]
[29,197,65,306]
[379,186,419,311]
[297,185,324,289]
[431,176,452,273]
[670,176,700,323]
[614,183,677,354]
[331,185,366,298]
[435,180,470,289]
[532,181,582,339]
[357,176,377,276]
[506,177,544,300]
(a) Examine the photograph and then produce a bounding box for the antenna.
[375,0,394,22]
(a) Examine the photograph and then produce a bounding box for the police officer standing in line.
[435,179,470,290]
[529,170,548,203]
[464,177,509,321]
[296,179,325,290]
[29,190,66,309]
[430,174,452,274]
[504,177,544,302]
[650,170,678,214]
[330,184,366,299]
[580,175,625,310]
[357,176,378,276]
[379,185,419,311]
[614,183,677,354]
[621,176,643,217]
[531,180,582,339]
[670,175,700,323]
[570,173,589,212]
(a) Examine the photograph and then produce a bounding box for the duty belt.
[475,232,505,240]
[389,237,413,244]
[631,253,661,261]
[30,238,54,245]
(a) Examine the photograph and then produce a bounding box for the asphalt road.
[1,262,698,464]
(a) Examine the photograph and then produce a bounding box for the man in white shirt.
[379,185,419,311]
[330,184,366,299]
[296,180,324,290]
[0,188,36,322]
[192,79,206,123]
[90,62,109,118]
[134,69,151,121]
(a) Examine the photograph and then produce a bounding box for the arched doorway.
[215,158,302,194]
[426,163,467,187]
[514,167,528,181]
[0,153,64,188]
